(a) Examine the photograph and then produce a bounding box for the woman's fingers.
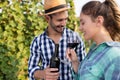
[70,49,78,62]
[66,48,72,61]
[66,48,78,62]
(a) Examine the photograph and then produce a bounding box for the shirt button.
[89,67,92,70]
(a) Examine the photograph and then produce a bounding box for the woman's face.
[79,12,99,40]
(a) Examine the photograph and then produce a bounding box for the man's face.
[48,11,68,33]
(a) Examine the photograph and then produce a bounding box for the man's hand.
[34,66,59,80]
[43,66,59,80]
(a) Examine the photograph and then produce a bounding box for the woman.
[66,0,120,80]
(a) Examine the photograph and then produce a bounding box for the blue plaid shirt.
[28,27,86,80]
[73,41,120,80]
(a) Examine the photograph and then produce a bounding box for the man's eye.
[81,22,84,25]
[58,19,63,21]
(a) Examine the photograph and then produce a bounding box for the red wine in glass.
[67,41,79,57]
[68,43,79,49]
[68,32,80,52]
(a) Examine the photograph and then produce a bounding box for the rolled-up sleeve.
[28,37,41,80]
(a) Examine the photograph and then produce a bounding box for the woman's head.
[80,0,120,41]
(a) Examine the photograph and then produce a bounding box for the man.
[28,0,86,80]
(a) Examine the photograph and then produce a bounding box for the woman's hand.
[66,48,79,73]
[66,48,78,62]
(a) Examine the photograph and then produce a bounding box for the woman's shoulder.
[102,42,120,59]
[108,47,120,55]
[106,41,120,58]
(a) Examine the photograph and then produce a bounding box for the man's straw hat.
[44,0,69,15]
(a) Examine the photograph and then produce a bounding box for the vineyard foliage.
[0,0,90,80]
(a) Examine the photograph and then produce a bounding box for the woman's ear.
[96,16,104,25]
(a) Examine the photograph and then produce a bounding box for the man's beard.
[50,21,64,33]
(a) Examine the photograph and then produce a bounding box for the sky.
[74,0,120,17]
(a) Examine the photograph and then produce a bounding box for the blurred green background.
[0,0,91,80]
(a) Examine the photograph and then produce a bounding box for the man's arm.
[28,37,42,79]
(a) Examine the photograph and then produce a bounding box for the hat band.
[45,4,67,14]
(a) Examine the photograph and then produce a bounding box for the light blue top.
[73,41,120,80]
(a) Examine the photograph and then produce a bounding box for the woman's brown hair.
[81,0,120,41]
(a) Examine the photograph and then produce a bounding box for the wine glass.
[67,32,80,50]
[60,32,80,65]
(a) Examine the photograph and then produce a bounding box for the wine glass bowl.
[68,43,79,49]
[67,32,80,49]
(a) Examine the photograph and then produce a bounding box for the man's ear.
[45,15,50,22]
[96,16,104,25]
